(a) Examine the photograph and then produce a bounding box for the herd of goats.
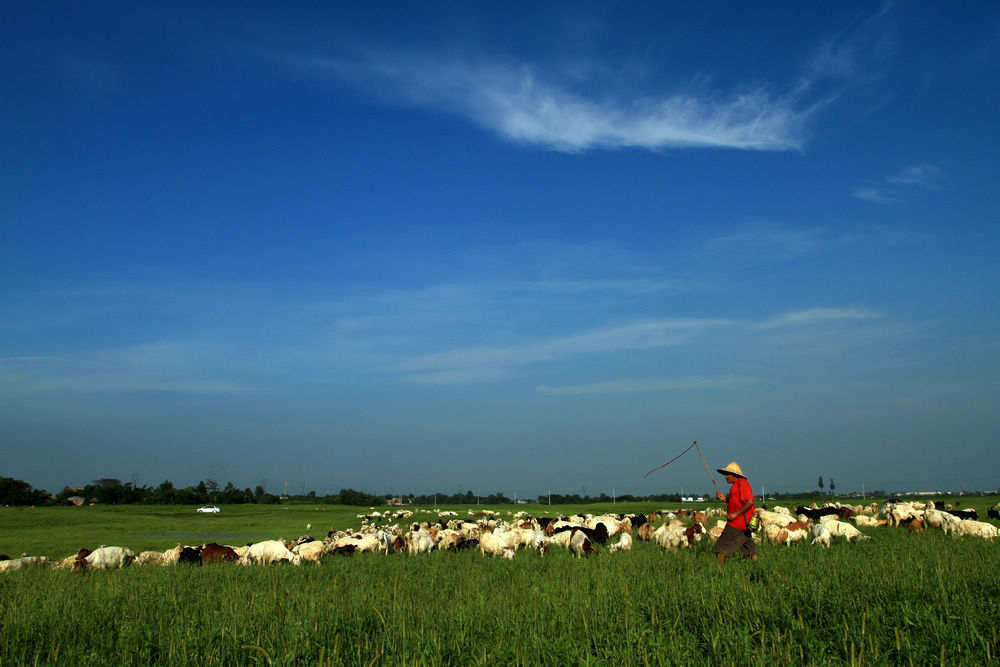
[2,498,998,573]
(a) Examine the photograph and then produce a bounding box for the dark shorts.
[715,524,758,558]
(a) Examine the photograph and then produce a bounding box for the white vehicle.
[196,505,221,514]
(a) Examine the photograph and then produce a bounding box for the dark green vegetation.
[5,474,694,507]
[42,478,382,507]
[2,501,999,665]
[0,477,50,506]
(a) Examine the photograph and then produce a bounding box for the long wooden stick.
[693,440,721,496]
[642,440,698,478]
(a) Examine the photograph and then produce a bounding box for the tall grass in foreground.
[2,530,998,665]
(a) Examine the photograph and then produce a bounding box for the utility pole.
[548,490,551,505]
[613,488,616,504]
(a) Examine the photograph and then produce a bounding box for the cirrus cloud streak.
[536,374,762,396]
[283,53,813,153]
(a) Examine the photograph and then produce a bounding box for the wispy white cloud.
[397,367,520,386]
[797,2,894,92]
[852,184,902,205]
[5,273,889,393]
[520,277,695,295]
[755,307,878,329]
[397,318,731,384]
[535,375,761,396]
[397,308,881,386]
[700,224,827,264]
[282,53,812,153]
[699,223,919,269]
[886,163,944,188]
[0,344,265,396]
[853,163,944,205]
[274,5,896,154]
[3,242,710,394]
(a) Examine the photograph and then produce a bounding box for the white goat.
[609,532,633,553]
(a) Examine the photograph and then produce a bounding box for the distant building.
[67,496,85,506]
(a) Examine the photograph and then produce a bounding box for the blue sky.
[3,2,999,497]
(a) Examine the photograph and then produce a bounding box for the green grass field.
[1,500,998,665]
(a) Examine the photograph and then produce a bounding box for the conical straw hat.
[716,461,746,479]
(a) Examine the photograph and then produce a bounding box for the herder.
[714,461,759,564]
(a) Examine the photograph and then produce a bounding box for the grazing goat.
[136,550,164,566]
[883,502,921,527]
[201,543,239,564]
[0,556,47,572]
[851,515,884,528]
[766,521,810,546]
[568,529,598,558]
[757,510,796,529]
[818,518,870,542]
[479,532,510,558]
[239,540,302,566]
[652,523,689,551]
[83,546,136,570]
[952,520,999,540]
[406,532,435,555]
[609,532,632,553]
[684,522,705,545]
[810,523,832,548]
[797,506,840,522]
[945,508,979,521]
[292,540,328,564]
[924,509,961,535]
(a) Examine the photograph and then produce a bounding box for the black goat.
[796,506,840,521]
[551,523,609,544]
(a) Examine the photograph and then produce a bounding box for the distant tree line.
[5,476,996,508]
[0,477,382,507]
[6,479,689,507]
[0,477,51,506]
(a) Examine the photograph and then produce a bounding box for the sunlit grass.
[1,501,998,665]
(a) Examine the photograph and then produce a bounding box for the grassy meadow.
[1,499,999,665]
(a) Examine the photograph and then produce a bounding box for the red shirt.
[726,477,755,530]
